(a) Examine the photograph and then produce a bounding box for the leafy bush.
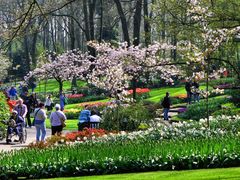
[101,103,153,131]
[64,109,81,119]
[66,95,107,104]
[0,92,9,140]
[178,96,229,120]
[229,89,240,107]
[0,92,9,120]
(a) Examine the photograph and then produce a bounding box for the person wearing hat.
[49,104,67,136]
[7,110,24,142]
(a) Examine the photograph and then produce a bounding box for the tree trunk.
[114,0,130,46]
[143,0,151,47]
[59,80,63,93]
[133,0,142,46]
[88,0,96,40]
[98,0,103,42]
[30,30,38,68]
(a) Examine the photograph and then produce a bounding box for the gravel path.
[0,128,71,152]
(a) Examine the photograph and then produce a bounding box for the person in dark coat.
[192,80,200,103]
[161,92,171,121]
[185,80,192,104]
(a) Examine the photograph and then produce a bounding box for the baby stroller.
[1,119,27,144]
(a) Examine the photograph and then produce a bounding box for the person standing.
[9,86,17,100]
[14,99,28,121]
[45,94,54,111]
[59,92,66,111]
[50,104,67,136]
[33,103,47,142]
[161,92,171,121]
[22,92,32,128]
[185,80,192,104]
[78,105,91,131]
[192,80,200,103]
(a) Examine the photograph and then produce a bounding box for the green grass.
[146,85,208,103]
[34,79,87,93]
[44,118,78,131]
[46,167,240,180]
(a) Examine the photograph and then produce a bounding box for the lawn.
[46,167,240,180]
[44,118,78,131]
[146,85,208,103]
[34,79,87,93]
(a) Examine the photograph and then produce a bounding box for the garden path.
[0,128,71,152]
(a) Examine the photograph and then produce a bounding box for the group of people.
[161,79,200,121]
[185,80,200,104]
[78,105,102,131]
[5,85,102,143]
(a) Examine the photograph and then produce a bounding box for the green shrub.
[101,103,153,131]
[178,96,229,120]
[0,92,10,140]
[229,89,240,107]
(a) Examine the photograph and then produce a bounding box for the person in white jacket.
[45,94,53,111]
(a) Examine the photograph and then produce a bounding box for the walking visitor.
[45,94,54,111]
[50,104,67,136]
[59,92,67,111]
[33,102,47,142]
[192,80,200,103]
[185,79,192,104]
[161,92,171,121]
[9,86,17,100]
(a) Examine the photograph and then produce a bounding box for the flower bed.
[65,128,107,141]
[77,101,111,108]
[66,94,84,98]
[128,88,150,94]
[0,115,240,179]
[173,94,187,99]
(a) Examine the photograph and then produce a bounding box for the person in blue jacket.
[78,105,91,131]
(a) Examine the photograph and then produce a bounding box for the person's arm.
[22,105,28,118]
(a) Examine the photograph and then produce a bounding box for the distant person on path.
[185,79,192,104]
[29,92,39,110]
[9,86,17,100]
[33,102,47,142]
[78,105,91,131]
[45,94,54,111]
[59,92,67,111]
[192,80,200,103]
[161,92,171,121]
[22,91,32,128]
[14,99,27,121]
[50,104,67,136]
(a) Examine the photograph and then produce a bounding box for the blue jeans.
[163,108,169,120]
[35,122,46,142]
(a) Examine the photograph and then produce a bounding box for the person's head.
[166,92,169,97]
[18,99,23,106]
[55,104,61,111]
[84,105,89,110]
[48,94,51,98]
[12,110,18,117]
[38,102,45,109]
